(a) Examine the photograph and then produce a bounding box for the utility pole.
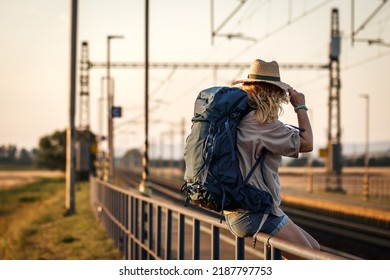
[78,42,90,133]
[65,0,78,216]
[76,41,91,181]
[107,35,124,183]
[327,8,343,192]
[139,0,151,195]
[97,77,105,179]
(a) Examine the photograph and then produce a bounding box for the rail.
[89,176,347,260]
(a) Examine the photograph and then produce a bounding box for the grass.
[0,178,122,260]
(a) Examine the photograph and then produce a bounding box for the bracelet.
[294,104,308,112]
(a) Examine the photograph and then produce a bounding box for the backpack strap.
[241,147,272,248]
[200,129,215,186]
[252,208,271,248]
[243,147,268,185]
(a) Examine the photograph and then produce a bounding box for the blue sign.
[111,106,122,118]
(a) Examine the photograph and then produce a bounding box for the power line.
[259,0,333,44]
[343,48,390,70]
[228,0,333,62]
[211,0,249,43]
[88,60,328,129]
[351,0,389,46]
[89,61,327,70]
[150,67,177,98]
[292,47,390,90]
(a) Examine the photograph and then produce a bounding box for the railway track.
[116,169,390,259]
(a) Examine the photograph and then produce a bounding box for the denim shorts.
[224,211,288,238]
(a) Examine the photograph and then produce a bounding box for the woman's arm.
[288,87,313,153]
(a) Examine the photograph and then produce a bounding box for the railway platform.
[281,188,390,225]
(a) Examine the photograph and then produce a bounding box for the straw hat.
[232,59,290,91]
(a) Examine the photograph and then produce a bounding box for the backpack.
[181,86,273,223]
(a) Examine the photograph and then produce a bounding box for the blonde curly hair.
[241,82,289,124]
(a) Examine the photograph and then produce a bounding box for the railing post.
[123,193,127,258]
[134,198,139,259]
[157,206,162,258]
[235,237,245,260]
[165,209,172,260]
[129,196,134,259]
[108,188,112,239]
[212,225,220,260]
[119,193,124,256]
[141,201,148,259]
[193,219,200,260]
[148,203,154,259]
[264,243,271,260]
[271,247,283,260]
[125,194,130,259]
[114,191,119,248]
[178,213,185,260]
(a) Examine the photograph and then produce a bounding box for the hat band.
[247,74,281,82]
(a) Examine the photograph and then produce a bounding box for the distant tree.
[0,145,8,164]
[0,145,39,166]
[0,145,6,161]
[286,156,308,167]
[35,129,97,172]
[36,130,67,170]
[30,148,39,162]
[121,149,142,171]
[370,156,390,166]
[311,158,324,167]
[7,145,17,162]
[285,155,325,167]
[19,148,32,165]
[0,144,18,164]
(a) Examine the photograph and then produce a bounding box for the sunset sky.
[1,0,389,158]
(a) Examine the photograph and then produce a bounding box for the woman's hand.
[288,87,306,108]
[287,86,313,153]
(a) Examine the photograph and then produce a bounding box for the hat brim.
[232,78,290,91]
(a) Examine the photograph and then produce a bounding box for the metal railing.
[90,176,347,260]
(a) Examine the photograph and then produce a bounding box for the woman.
[224,59,320,249]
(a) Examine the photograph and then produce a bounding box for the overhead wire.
[145,0,257,117]
[124,0,390,132]
[293,47,390,91]
[149,67,177,98]
[213,0,249,36]
[228,0,333,62]
[126,0,389,121]
[146,0,335,119]
[342,48,390,71]
[119,1,390,153]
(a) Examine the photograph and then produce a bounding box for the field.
[0,170,122,260]
[0,170,64,190]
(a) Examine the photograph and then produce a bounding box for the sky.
[1,0,390,159]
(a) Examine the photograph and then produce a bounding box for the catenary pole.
[65,0,78,215]
[139,0,151,195]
